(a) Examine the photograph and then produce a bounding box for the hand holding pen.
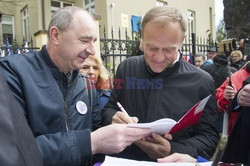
[113,102,138,124]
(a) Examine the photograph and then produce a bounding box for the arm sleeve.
[91,88,103,131]
[36,130,92,165]
[171,81,219,159]
[197,156,209,162]
[0,59,101,166]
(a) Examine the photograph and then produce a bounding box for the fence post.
[31,37,33,50]
[191,33,196,63]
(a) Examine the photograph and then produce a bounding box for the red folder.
[127,95,211,134]
[169,95,211,134]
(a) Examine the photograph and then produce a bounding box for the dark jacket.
[240,107,250,165]
[201,55,237,89]
[102,55,219,161]
[222,77,250,165]
[0,46,102,166]
[0,71,43,166]
[231,59,245,71]
[97,89,111,111]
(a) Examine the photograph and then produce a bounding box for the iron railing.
[100,27,216,76]
[1,30,215,76]
[0,37,40,57]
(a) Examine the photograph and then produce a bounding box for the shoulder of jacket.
[0,52,37,68]
[123,55,143,63]
[118,55,144,68]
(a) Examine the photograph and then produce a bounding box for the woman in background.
[230,50,245,70]
[80,55,112,110]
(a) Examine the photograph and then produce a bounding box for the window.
[22,7,30,42]
[2,15,14,45]
[156,0,167,7]
[187,10,196,40]
[85,0,89,5]
[84,0,95,14]
[51,0,74,15]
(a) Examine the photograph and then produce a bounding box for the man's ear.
[179,35,186,50]
[139,39,144,52]
[49,26,60,45]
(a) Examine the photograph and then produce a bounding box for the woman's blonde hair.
[88,55,111,90]
[230,50,243,59]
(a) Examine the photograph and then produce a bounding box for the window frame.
[187,10,196,41]
[84,0,95,14]
[1,14,15,46]
[50,0,74,14]
[22,7,30,42]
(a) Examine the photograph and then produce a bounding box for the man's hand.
[135,133,172,160]
[91,124,151,155]
[224,85,236,101]
[237,84,250,107]
[111,111,138,124]
[157,153,197,163]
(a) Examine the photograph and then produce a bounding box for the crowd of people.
[0,5,249,166]
[192,34,250,165]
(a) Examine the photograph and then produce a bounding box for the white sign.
[121,14,129,28]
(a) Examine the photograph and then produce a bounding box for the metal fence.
[0,38,40,57]
[100,28,216,76]
[1,29,215,76]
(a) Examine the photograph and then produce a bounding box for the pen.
[117,102,130,117]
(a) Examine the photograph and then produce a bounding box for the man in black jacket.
[222,78,250,165]
[0,7,150,166]
[201,54,237,89]
[0,71,43,166]
[102,6,219,162]
[236,83,250,165]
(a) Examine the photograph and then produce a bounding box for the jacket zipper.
[64,101,69,131]
[61,72,69,132]
[62,72,79,132]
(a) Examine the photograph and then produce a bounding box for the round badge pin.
[76,101,87,115]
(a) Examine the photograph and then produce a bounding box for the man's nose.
[86,42,95,55]
[154,51,165,61]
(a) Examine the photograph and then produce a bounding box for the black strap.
[82,74,93,112]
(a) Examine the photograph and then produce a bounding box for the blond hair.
[230,50,243,59]
[88,55,111,89]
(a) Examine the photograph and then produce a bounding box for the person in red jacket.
[216,61,250,134]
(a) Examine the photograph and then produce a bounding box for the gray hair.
[47,6,89,38]
[141,6,187,37]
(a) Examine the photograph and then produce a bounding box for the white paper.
[127,118,176,134]
[101,156,212,166]
[127,95,211,135]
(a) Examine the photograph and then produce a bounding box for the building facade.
[94,0,215,42]
[0,0,216,49]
